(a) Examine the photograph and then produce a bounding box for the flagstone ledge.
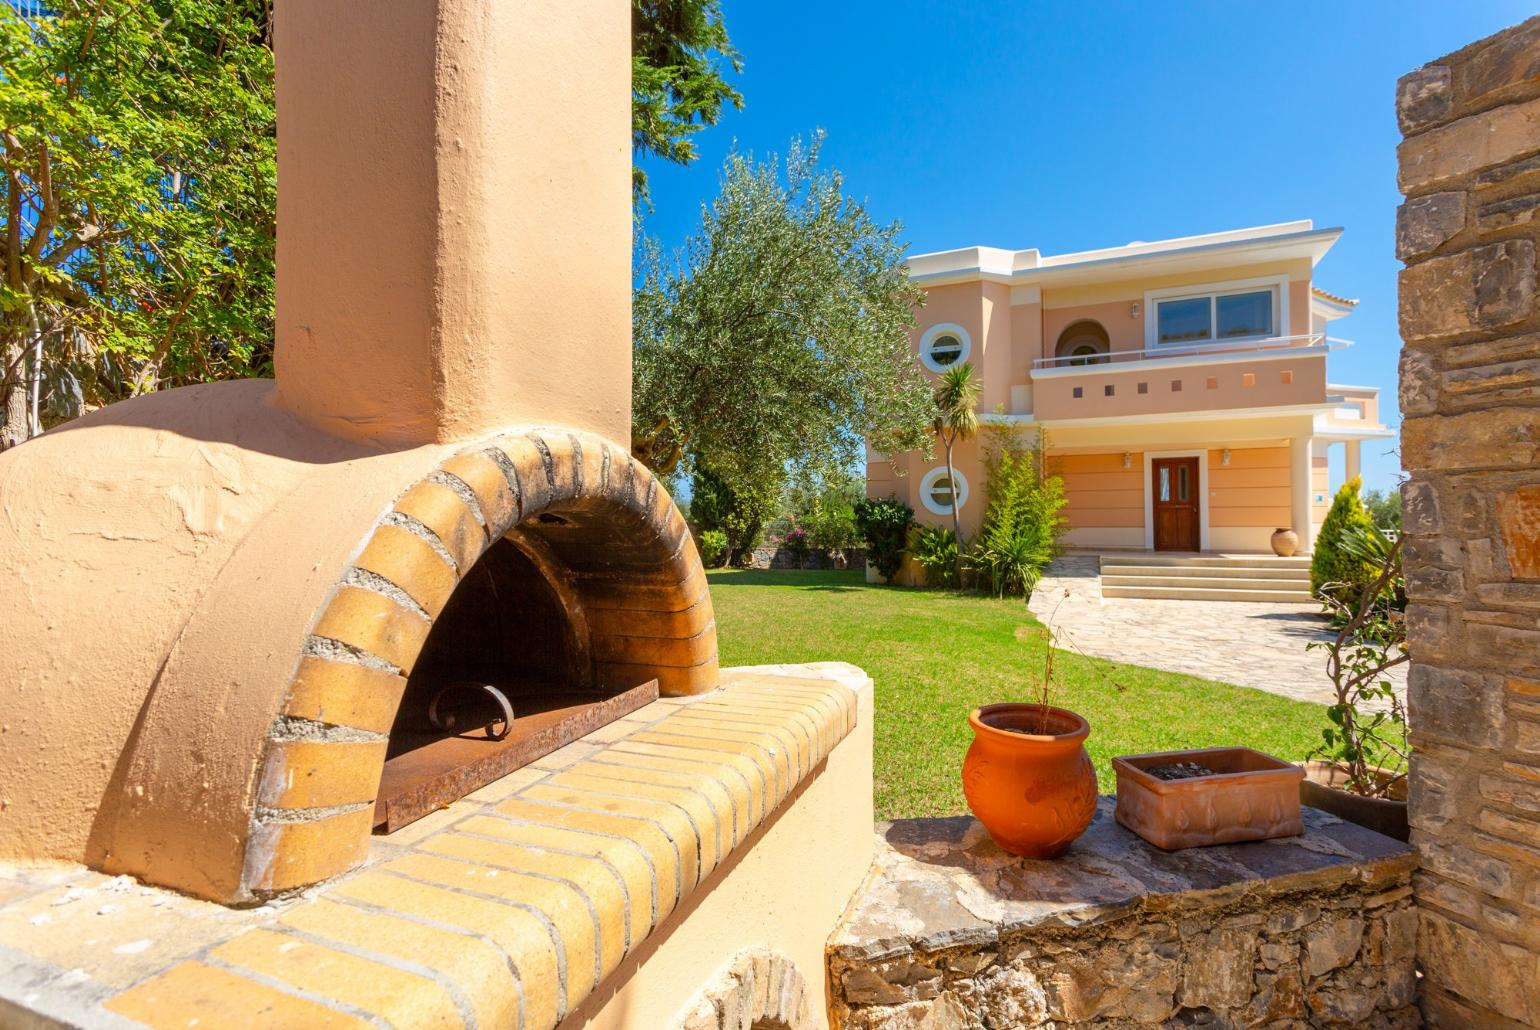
[828,802,1419,1029]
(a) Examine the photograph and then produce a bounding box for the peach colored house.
[869,221,1392,558]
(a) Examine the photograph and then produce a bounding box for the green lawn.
[708,568,1327,820]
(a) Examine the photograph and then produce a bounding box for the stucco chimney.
[272,0,632,447]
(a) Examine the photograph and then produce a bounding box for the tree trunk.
[944,438,964,586]
[0,341,29,450]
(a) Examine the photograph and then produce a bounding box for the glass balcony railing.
[1032,333,1345,373]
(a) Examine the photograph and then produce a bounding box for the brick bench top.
[0,664,865,1030]
[831,800,1418,962]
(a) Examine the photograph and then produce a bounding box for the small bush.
[854,497,914,582]
[1312,477,1379,607]
[692,466,775,565]
[698,529,728,568]
[910,525,960,588]
[970,425,1067,597]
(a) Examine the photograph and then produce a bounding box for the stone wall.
[1397,15,1540,1027]
[828,806,1418,1029]
[746,545,866,571]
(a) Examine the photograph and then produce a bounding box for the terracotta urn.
[1270,528,1299,557]
[962,703,1098,858]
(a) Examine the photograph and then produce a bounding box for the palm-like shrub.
[931,363,980,581]
[1312,477,1378,608]
[910,525,960,588]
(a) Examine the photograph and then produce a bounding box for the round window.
[920,324,972,374]
[920,467,969,516]
[929,335,963,367]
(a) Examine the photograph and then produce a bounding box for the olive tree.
[632,134,933,502]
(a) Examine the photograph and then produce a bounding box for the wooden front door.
[1152,457,1200,552]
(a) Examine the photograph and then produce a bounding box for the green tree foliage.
[970,424,1067,598]
[631,0,741,203]
[632,134,934,501]
[779,467,862,551]
[854,496,913,583]
[0,0,276,448]
[0,1,737,448]
[696,528,728,568]
[1311,477,1379,607]
[1362,487,1402,531]
[689,465,775,565]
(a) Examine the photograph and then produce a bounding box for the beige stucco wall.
[1209,446,1292,529]
[1031,352,1326,422]
[1042,299,1144,359]
[273,0,632,448]
[0,381,439,883]
[1037,258,1315,343]
[564,671,875,1030]
[1053,452,1144,534]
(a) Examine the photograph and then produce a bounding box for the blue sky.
[638,0,1535,494]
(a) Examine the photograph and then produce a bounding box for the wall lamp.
[1122,452,1133,470]
[1222,448,1232,466]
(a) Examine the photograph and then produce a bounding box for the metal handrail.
[1032,332,1345,370]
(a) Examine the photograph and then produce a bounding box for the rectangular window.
[1217,291,1273,338]
[1154,286,1278,345]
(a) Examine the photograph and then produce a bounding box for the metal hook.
[428,682,515,741]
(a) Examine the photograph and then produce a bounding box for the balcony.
[1025,333,1342,423]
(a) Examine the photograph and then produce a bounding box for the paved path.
[1027,555,1409,707]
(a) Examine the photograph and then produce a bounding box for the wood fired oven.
[0,0,716,904]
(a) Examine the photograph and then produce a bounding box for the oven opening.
[373,531,658,832]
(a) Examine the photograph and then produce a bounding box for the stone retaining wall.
[746,545,865,571]
[827,805,1418,1029]
[1397,15,1540,1027]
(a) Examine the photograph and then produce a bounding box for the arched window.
[920,467,969,516]
[920,323,972,373]
[1054,320,1111,366]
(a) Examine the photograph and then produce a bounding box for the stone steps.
[1098,553,1313,603]
[1100,584,1317,603]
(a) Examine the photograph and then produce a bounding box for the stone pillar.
[1290,435,1313,554]
[1396,16,1540,1027]
[1345,439,1361,483]
[271,0,632,448]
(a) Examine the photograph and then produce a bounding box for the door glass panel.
[1158,467,1170,502]
[1178,465,1190,501]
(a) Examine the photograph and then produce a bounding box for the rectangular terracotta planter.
[1113,746,1304,850]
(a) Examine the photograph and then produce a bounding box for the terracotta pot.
[962,704,1098,858]
[1113,746,1303,850]
[1270,528,1299,557]
[1299,760,1409,842]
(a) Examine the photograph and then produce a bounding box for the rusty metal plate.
[373,679,659,833]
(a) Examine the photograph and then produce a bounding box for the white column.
[1290,435,1313,554]
[1345,439,1361,483]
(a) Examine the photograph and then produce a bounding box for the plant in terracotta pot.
[1303,523,1410,840]
[962,596,1101,858]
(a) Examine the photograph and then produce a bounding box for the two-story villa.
[868,221,1393,562]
